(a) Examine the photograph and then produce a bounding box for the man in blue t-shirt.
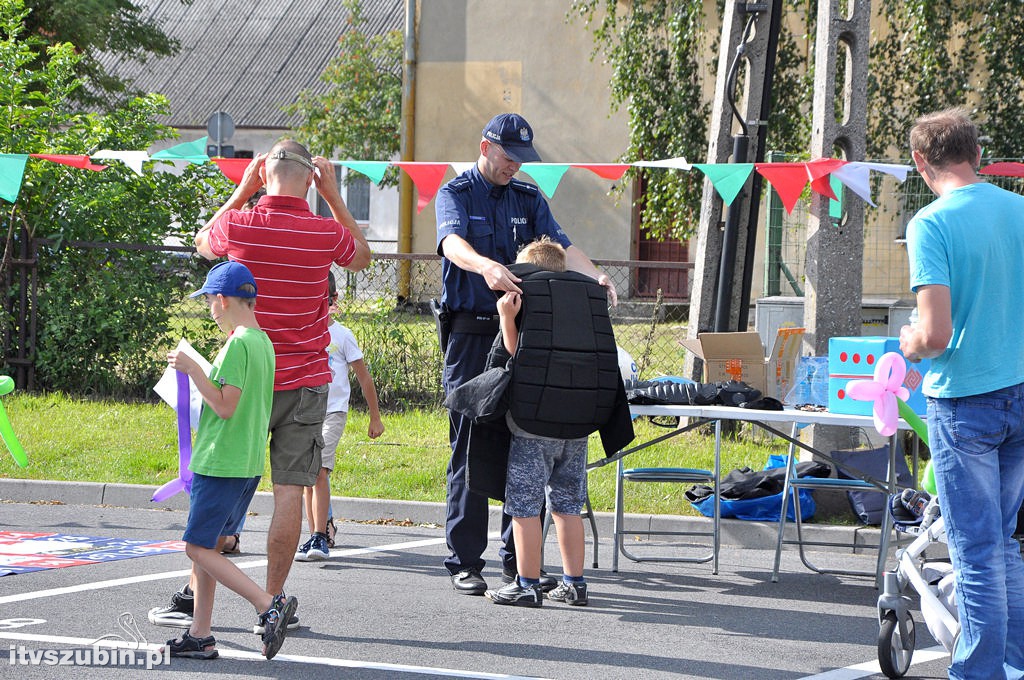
[434,113,615,596]
[900,107,1024,680]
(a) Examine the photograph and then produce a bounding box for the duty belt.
[449,311,500,335]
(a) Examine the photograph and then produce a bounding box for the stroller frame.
[876,511,959,678]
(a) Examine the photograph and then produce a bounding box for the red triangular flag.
[212,158,252,185]
[570,163,630,181]
[806,158,847,201]
[980,162,1024,178]
[755,162,809,214]
[30,154,106,171]
[393,162,450,213]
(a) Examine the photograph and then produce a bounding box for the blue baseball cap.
[482,113,542,163]
[191,261,258,299]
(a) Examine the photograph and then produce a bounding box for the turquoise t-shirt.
[189,326,274,478]
[907,181,1024,398]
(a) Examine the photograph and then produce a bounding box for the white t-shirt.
[326,322,364,413]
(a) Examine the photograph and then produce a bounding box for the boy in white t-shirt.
[295,272,384,561]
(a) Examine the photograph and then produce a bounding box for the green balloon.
[922,460,937,496]
[0,376,13,396]
[0,401,27,467]
[896,398,934,494]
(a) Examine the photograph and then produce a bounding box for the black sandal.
[220,533,241,554]
[325,518,337,549]
[165,631,218,660]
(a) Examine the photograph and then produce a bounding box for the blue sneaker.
[294,533,329,562]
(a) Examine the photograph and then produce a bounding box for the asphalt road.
[0,482,957,679]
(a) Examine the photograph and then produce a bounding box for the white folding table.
[591,403,915,584]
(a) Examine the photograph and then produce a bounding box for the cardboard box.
[681,328,805,399]
[828,336,929,416]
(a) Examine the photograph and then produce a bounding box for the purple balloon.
[152,370,194,503]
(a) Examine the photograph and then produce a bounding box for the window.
[316,167,370,223]
[346,173,371,222]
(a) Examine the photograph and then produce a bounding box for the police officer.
[435,112,616,595]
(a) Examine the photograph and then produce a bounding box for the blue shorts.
[503,433,588,517]
[183,474,260,549]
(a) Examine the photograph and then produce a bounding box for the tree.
[570,1,817,241]
[20,0,189,107]
[0,0,231,397]
[869,0,1024,160]
[286,0,403,183]
[569,1,714,241]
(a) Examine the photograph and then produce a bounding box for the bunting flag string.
[9,135,999,214]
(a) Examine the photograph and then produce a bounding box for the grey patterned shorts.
[503,433,588,517]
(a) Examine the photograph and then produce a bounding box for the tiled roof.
[97,0,404,130]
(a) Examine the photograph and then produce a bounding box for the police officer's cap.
[482,113,542,163]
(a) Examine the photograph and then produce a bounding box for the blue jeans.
[929,384,1024,680]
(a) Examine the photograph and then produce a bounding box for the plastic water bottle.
[791,358,810,405]
[804,360,817,405]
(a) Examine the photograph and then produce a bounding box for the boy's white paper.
[153,339,212,430]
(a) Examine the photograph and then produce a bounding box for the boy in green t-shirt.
[161,261,294,661]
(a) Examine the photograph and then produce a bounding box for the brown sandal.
[220,534,241,554]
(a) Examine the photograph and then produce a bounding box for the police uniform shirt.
[435,165,571,315]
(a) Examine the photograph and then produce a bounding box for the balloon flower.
[846,352,935,493]
[0,375,28,468]
[845,352,910,437]
[151,370,193,502]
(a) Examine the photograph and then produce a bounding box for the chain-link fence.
[765,156,1024,300]
[165,253,693,410]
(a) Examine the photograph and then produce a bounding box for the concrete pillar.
[687,2,778,377]
[803,0,873,514]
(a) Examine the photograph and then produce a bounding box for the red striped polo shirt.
[207,194,358,390]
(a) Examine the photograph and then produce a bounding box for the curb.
[0,478,885,553]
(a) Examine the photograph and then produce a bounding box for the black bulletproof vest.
[506,264,621,439]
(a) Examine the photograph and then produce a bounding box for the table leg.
[713,419,721,575]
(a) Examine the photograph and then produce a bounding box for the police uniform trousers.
[443,331,515,575]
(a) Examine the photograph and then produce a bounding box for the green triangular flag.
[520,164,570,198]
[152,136,210,165]
[693,163,754,206]
[339,161,389,186]
[0,154,29,203]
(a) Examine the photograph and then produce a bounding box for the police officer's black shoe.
[502,567,558,593]
[450,568,487,595]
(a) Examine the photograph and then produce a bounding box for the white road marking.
[797,645,947,679]
[0,535,452,605]
[0,534,543,678]
[0,631,551,679]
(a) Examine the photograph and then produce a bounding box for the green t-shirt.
[189,326,274,478]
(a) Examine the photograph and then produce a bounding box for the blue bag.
[688,455,819,522]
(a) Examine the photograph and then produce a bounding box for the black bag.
[444,365,511,423]
[831,446,914,525]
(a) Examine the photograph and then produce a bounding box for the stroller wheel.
[878,611,916,678]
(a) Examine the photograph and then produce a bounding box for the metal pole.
[396,0,417,302]
[713,133,749,332]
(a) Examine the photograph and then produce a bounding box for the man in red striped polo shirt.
[193,140,370,627]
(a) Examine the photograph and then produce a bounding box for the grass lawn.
[0,392,810,518]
